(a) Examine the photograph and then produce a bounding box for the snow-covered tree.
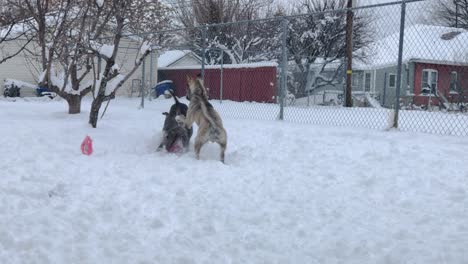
[88,0,171,128]
[10,0,170,117]
[287,0,373,97]
[172,0,276,64]
[10,0,99,113]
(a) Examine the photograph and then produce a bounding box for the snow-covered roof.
[355,24,468,70]
[159,61,278,70]
[0,22,33,38]
[158,50,200,68]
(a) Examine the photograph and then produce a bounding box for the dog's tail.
[168,89,180,105]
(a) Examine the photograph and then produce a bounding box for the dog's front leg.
[156,139,165,151]
[156,143,164,151]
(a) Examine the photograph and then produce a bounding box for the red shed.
[158,62,278,103]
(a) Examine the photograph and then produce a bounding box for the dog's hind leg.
[217,129,227,163]
[194,126,209,160]
[219,141,226,163]
[194,140,202,160]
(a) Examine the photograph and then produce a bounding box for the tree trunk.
[67,95,82,114]
[89,97,103,128]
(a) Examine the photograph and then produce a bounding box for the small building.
[158,62,278,103]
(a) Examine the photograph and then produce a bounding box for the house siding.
[371,65,411,108]
[114,39,147,97]
[1,38,143,97]
[0,39,41,95]
[158,66,277,103]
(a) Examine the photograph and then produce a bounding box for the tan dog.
[186,76,227,162]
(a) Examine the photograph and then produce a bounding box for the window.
[389,74,396,88]
[450,71,458,92]
[364,73,371,92]
[352,72,360,88]
[421,69,438,94]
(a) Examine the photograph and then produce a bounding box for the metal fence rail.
[133,0,467,137]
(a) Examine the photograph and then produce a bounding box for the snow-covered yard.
[1,97,467,263]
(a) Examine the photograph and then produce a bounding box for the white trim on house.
[351,72,360,90]
[373,69,377,93]
[409,59,468,67]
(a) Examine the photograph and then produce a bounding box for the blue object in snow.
[153,80,174,98]
[36,86,57,98]
[36,86,50,96]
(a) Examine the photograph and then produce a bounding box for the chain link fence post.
[279,18,288,120]
[393,0,407,128]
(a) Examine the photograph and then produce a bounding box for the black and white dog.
[157,90,193,152]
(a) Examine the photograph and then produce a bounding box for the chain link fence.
[133,0,468,136]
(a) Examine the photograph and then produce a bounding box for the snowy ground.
[1,96,468,264]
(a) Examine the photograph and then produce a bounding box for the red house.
[158,62,278,103]
[354,25,468,109]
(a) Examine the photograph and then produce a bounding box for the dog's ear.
[186,75,192,83]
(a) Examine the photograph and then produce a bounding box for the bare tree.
[172,0,275,64]
[286,0,373,97]
[11,0,95,113]
[0,2,33,64]
[432,0,468,29]
[41,0,98,114]
[11,0,170,116]
[88,0,171,128]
